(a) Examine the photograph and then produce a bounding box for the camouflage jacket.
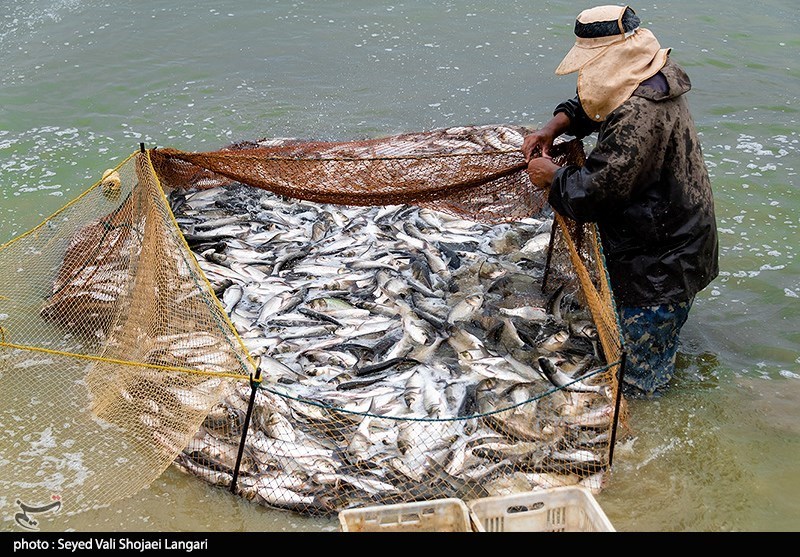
[548,59,719,307]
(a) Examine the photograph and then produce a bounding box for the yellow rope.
[0,341,250,381]
[144,149,259,378]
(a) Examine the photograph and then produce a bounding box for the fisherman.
[522,5,719,398]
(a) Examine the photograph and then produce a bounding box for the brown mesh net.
[149,124,586,224]
[1,124,625,525]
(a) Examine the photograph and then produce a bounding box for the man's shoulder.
[660,58,692,96]
[629,59,692,104]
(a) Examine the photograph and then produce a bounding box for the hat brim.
[555,43,607,75]
[555,32,630,75]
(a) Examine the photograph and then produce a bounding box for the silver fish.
[165,142,615,511]
[538,357,612,396]
[447,293,484,324]
[499,305,548,321]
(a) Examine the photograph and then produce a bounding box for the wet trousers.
[618,299,693,397]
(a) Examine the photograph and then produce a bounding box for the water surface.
[1,0,798,533]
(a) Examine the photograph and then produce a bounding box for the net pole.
[607,351,627,468]
[230,368,262,493]
[541,217,558,292]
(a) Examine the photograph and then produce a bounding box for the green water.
[1,0,798,532]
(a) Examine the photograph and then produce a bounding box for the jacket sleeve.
[548,98,659,223]
[554,96,602,139]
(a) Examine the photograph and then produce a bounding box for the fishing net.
[148,125,586,224]
[0,152,254,521]
[0,124,624,524]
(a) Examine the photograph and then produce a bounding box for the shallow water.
[1,0,798,532]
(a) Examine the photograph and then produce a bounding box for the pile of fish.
[167,131,620,517]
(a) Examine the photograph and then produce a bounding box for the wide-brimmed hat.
[555,5,670,121]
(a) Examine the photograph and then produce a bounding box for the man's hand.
[521,112,572,162]
[527,157,559,190]
[521,129,555,162]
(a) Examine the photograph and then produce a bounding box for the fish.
[538,357,612,397]
[174,452,233,488]
[254,408,297,442]
[203,403,247,437]
[519,232,552,256]
[447,293,485,324]
[569,318,600,341]
[394,300,434,346]
[249,475,333,516]
[537,329,571,353]
[159,133,614,514]
[499,305,548,321]
[557,403,616,428]
[424,455,490,500]
[256,289,306,326]
[403,369,427,410]
[313,471,399,497]
[353,356,419,377]
[221,281,244,312]
[183,429,258,475]
[475,378,564,443]
[546,283,568,323]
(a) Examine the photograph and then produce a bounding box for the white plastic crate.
[339,498,473,532]
[467,486,615,532]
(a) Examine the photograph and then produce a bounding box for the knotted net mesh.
[1,124,624,523]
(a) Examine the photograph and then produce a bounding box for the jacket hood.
[633,58,691,102]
